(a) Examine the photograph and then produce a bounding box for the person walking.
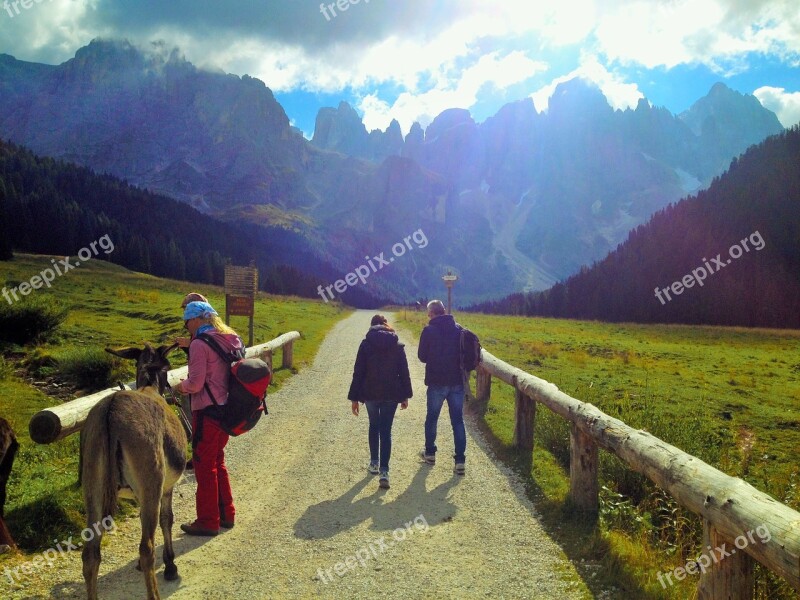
[348,315,412,489]
[174,301,243,536]
[418,300,466,475]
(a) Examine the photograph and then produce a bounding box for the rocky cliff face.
[0,40,786,303]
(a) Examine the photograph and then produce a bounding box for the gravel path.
[7,310,590,599]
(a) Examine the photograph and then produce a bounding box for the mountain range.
[471,125,800,328]
[0,39,785,303]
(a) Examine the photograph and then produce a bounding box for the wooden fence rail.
[28,331,301,445]
[474,348,800,598]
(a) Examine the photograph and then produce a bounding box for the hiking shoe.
[379,472,390,489]
[180,522,218,536]
[454,463,466,476]
[419,450,435,465]
[368,461,380,475]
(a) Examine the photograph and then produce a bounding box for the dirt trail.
[8,311,590,599]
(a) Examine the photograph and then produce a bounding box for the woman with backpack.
[348,315,413,489]
[174,301,244,536]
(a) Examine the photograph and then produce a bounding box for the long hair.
[204,314,237,335]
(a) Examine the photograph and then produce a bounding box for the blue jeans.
[365,401,399,472]
[424,385,466,463]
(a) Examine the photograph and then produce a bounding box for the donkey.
[0,416,19,551]
[80,343,187,600]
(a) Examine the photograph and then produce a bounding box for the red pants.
[192,413,235,529]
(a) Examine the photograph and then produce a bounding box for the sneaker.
[379,472,390,489]
[220,519,235,529]
[180,522,219,536]
[368,461,380,475]
[454,462,466,476]
[419,450,435,465]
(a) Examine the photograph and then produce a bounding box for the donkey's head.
[106,343,178,395]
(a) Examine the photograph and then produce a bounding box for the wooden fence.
[28,331,301,445]
[474,348,800,599]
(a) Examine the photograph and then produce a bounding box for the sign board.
[224,264,258,296]
[224,263,258,346]
[226,294,255,317]
[442,274,458,288]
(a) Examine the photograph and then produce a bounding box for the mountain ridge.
[470,126,800,328]
[0,39,785,303]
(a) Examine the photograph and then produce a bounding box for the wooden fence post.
[261,349,273,374]
[697,520,754,600]
[282,340,293,369]
[569,422,598,514]
[476,368,491,403]
[513,388,536,452]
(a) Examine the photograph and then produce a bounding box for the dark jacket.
[348,325,413,403]
[418,314,463,386]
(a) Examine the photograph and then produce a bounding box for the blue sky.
[1,0,798,138]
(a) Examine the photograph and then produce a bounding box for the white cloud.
[531,57,643,112]
[753,86,800,127]
[357,51,548,134]
[594,0,800,72]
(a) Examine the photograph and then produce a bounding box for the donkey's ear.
[106,347,142,361]
[158,343,180,358]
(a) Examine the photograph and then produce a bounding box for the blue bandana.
[183,301,218,321]
[195,324,215,336]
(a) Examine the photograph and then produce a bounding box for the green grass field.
[0,254,349,557]
[399,310,800,599]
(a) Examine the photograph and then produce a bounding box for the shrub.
[0,356,12,380]
[0,295,68,344]
[56,347,127,391]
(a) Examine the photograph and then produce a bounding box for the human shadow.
[294,464,461,540]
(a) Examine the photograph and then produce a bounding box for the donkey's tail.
[80,395,121,520]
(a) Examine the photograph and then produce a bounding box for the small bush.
[0,295,68,345]
[0,356,12,379]
[56,347,126,391]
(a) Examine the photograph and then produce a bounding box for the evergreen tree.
[0,178,12,260]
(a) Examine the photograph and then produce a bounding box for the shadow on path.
[294,464,461,540]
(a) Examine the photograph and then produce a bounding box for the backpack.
[458,325,482,372]
[196,333,271,437]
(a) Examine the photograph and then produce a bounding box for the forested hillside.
[471,126,800,328]
[0,140,385,306]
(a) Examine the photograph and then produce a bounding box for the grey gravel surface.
[6,310,593,599]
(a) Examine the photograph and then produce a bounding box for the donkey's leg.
[159,488,179,581]
[81,493,104,600]
[138,490,162,600]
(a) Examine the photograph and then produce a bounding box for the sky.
[0,0,799,139]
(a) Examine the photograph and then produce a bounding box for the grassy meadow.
[399,310,800,600]
[0,253,349,558]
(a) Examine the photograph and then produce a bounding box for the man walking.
[418,300,466,475]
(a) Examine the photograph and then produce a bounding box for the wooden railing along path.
[28,332,300,444]
[474,348,800,599]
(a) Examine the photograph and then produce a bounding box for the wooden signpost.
[224,262,258,347]
[442,271,458,314]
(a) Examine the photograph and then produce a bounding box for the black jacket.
[418,314,463,386]
[348,325,413,403]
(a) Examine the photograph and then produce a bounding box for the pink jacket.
[180,331,244,412]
